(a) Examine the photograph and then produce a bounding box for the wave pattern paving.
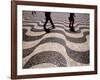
[22,11,90,69]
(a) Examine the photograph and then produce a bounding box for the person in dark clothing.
[68,13,75,32]
[43,12,55,33]
[32,11,36,15]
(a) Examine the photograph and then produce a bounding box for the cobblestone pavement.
[22,11,90,69]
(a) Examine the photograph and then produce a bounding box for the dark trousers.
[69,20,74,28]
[44,17,54,30]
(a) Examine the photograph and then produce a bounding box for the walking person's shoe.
[52,25,55,29]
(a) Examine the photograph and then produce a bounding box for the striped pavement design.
[22,11,90,69]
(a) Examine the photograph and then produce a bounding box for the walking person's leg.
[69,21,71,28]
[44,18,48,30]
[49,18,55,29]
[69,17,72,28]
[69,19,73,31]
[72,19,74,27]
[43,18,50,33]
[32,11,36,16]
[70,20,75,32]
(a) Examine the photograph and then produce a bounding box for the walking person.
[43,12,55,33]
[68,13,75,32]
[32,11,36,16]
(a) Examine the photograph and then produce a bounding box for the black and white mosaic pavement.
[22,11,90,69]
